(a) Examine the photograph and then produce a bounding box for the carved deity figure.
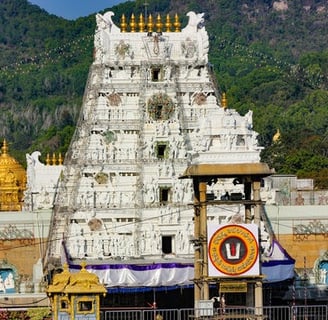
[320,269,327,284]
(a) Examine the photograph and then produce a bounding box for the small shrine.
[0,139,26,211]
[46,262,106,320]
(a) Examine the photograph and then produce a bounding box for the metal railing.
[101,305,328,320]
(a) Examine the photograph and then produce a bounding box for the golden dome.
[0,139,26,211]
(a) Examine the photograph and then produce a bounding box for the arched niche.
[0,260,18,293]
[313,251,328,284]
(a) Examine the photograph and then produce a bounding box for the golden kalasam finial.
[165,14,171,32]
[1,139,8,154]
[130,13,136,32]
[120,14,127,32]
[138,13,145,32]
[273,128,281,143]
[147,14,153,33]
[46,153,50,165]
[156,14,163,33]
[80,260,87,270]
[52,153,57,165]
[173,13,181,32]
[221,92,228,109]
[58,152,63,165]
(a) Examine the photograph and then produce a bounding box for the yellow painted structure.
[46,262,106,320]
[0,139,26,211]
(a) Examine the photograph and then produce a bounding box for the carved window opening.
[152,67,161,81]
[156,105,163,119]
[157,143,167,159]
[260,179,265,188]
[162,235,173,254]
[78,299,94,313]
[159,187,171,203]
[237,135,245,146]
[60,298,69,311]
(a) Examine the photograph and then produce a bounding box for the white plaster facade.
[42,11,266,267]
[24,151,64,211]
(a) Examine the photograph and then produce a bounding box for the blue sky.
[28,0,126,20]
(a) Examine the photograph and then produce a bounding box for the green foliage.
[27,307,51,320]
[0,0,328,188]
[0,309,28,320]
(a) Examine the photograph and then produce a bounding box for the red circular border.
[208,225,259,276]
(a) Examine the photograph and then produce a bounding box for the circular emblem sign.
[208,225,259,276]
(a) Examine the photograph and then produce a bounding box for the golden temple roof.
[47,262,106,296]
[65,262,106,294]
[46,263,71,293]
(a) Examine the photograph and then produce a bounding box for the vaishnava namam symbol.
[225,241,241,260]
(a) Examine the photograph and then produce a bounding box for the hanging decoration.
[106,93,121,106]
[88,218,103,231]
[95,172,108,184]
[147,92,175,120]
[192,92,207,105]
[103,130,116,143]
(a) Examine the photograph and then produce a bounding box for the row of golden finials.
[120,13,181,33]
[45,153,63,166]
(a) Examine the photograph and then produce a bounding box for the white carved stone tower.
[45,11,265,281]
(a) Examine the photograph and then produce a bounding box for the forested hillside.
[0,0,327,188]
